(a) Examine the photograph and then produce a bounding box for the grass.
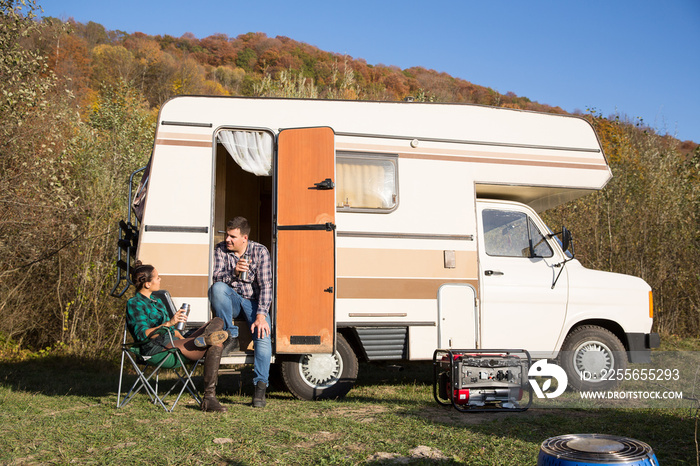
[0,345,698,465]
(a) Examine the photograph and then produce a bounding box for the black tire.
[267,362,287,392]
[558,325,627,392]
[281,333,358,400]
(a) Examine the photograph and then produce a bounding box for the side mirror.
[560,226,572,254]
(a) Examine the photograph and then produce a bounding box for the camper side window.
[482,209,553,258]
[336,153,398,212]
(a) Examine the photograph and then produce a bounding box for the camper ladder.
[110,166,147,298]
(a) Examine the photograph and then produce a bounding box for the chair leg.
[118,346,204,412]
[164,358,202,412]
[119,351,157,408]
[119,352,175,411]
[117,349,126,407]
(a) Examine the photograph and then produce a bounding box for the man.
[209,216,272,408]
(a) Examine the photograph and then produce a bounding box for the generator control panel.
[433,349,532,412]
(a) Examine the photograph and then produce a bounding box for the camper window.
[336,153,397,212]
[483,209,553,258]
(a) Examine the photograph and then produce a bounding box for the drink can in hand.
[175,303,190,331]
[240,253,250,281]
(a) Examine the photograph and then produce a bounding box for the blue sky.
[41,0,700,143]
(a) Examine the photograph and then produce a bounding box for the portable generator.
[433,349,532,412]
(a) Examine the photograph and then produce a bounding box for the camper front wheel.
[281,333,358,400]
[558,325,627,392]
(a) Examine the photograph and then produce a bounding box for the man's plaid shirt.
[212,240,272,316]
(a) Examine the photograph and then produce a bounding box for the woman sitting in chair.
[127,261,229,413]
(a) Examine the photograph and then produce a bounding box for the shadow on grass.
[0,355,122,397]
[348,360,435,405]
[0,354,283,406]
[0,356,435,404]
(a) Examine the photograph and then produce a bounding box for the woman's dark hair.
[131,260,155,292]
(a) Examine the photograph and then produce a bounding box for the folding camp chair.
[117,290,202,412]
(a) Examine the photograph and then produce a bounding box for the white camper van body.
[122,96,657,398]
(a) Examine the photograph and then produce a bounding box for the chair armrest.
[123,327,174,349]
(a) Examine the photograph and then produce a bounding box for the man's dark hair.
[227,217,251,236]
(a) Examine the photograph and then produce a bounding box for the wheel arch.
[563,319,629,351]
[337,327,368,363]
[276,328,364,363]
[279,332,359,400]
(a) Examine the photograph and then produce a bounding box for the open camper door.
[275,127,336,354]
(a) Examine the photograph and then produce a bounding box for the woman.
[127,261,229,412]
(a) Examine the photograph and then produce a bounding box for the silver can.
[175,303,190,331]
[239,252,250,281]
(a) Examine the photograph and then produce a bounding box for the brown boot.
[204,317,225,334]
[194,317,227,347]
[201,344,227,413]
[194,330,228,348]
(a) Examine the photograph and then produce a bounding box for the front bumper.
[626,332,661,363]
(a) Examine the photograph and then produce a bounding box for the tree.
[91,44,136,90]
[213,65,245,94]
[254,68,318,98]
[236,47,257,71]
[1,0,76,350]
[50,33,91,99]
[0,0,55,132]
[1,5,156,354]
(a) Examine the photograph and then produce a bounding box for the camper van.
[113,96,659,400]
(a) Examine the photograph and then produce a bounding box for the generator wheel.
[281,333,358,400]
[558,325,627,391]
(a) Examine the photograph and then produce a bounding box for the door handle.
[309,178,335,190]
[485,270,504,276]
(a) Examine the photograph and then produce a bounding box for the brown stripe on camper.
[155,131,212,148]
[336,142,608,170]
[137,243,210,296]
[337,278,478,299]
[158,275,209,298]
[400,152,608,171]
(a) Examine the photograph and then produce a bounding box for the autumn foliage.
[0,1,698,356]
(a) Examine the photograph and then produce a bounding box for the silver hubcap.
[298,352,343,389]
[573,339,614,382]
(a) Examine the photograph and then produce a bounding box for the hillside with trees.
[1,0,698,356]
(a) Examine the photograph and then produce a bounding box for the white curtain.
[336,158,395,209]
[218,130,273,176]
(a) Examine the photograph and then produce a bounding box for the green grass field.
[1,347,698,465]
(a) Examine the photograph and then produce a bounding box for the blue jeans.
[208,281,271,386]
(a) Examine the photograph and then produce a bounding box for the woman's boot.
[194,330,228,348]
[201,344,227,413]
[194,317,228,348]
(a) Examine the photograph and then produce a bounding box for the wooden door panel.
[277,127,335,227]
[276,229,334,353]
[275,127,336,354]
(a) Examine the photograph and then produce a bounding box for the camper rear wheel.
[558,325,627,392]
[281,333,358,400]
